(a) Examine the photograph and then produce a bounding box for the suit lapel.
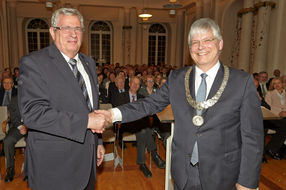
[207,63,224,99]
[48,44,90,107]
[189,65,196,99]
[79,53,99,110]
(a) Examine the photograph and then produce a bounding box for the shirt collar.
[61,52,79,63]
[195,61,220,80]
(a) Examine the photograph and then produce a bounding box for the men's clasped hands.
[87,109,114,133]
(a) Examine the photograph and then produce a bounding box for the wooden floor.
[0,142,286,190]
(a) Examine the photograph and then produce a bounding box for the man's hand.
[87,112,108,133]
[97,145,105,166]
[236,183,256,190]
[94,109,113,123]
[19,125,28,135]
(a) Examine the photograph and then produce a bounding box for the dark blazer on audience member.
[18,43,101,190]
[108,82,128,107]
[0,87,17,106]
[117,64,264,190]
[114,91,144,107]
[257,82,270,98]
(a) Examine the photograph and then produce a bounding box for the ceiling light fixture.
[138,0,152,21]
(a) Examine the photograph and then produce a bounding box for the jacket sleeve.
[237,75,264,188]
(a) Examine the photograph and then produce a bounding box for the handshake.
[87,109,114,133]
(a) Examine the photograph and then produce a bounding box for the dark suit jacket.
[118,64,264,190]
[18,43,100,190]
[257,82,269,98]
[108,83,128,107]
[114,91,144,107]
[0,87,17,106]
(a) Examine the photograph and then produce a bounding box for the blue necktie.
[69,59,93,112]
[191,73,207,165]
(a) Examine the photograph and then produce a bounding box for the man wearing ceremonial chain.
[98,18,264,190]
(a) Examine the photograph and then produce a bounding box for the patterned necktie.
[132,95,135,103]
[2,91,10,106]
[69,59,93,112]
[191,73,208,166]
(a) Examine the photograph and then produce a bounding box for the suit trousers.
[84,146,95,190]
[3,127,24,168]
[119,118,157,164]
[175,162,202,190]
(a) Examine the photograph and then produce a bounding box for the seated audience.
[3,96,27,182]
[114,76,165,178]
[264,77,286,160]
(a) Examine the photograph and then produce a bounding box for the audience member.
[139,75,156,96]
[12,67,19,87]
[114,76,165,178]
[0,77,17,106]
[98,73,108,103]
[257,71,269,98]
[264,77,286,160]
[3,96,27,182]
[153,74,162,89]
[108,75,127,107]
[268,69,281,86]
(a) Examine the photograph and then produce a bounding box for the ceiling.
[69,0,196,9]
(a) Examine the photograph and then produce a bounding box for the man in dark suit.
[3,96,27,182]
[114,76,165,178]
[257,71,269,98]
[98,18,264,190]
[108,75,128,106]
[0,77,17,106]
[18,8,108,190]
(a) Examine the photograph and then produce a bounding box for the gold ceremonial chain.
[184,65,230,111]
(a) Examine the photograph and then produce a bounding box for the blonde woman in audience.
[139,75,156,97]
[264,77,286,160]
[265,77,286,117]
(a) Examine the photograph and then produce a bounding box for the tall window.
[90,21,112,64]
[148,24,167,65]
[26,18,50,53]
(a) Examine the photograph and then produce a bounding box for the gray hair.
[188,18,222,46]
[51,8,84,29]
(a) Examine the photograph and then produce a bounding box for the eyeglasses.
[191,38,216,48]
[54,26,84,34]
[146,80,154,83]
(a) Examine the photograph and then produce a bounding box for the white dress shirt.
[61,52,94,108]
[195,61,220,98]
